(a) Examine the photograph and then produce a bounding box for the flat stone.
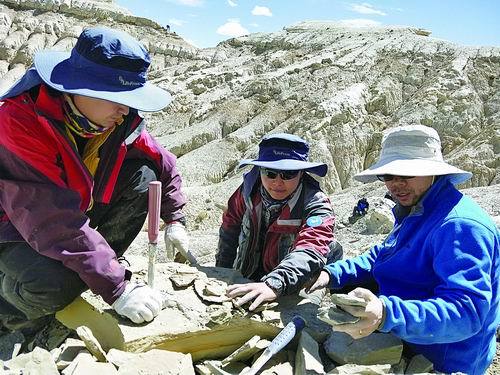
[260,351,294,374]
[324,332,402,365]
[116,349,194,374]
[5,346,58,375]
[194,278,231,303]
[317,305,359,325]
[72,361,118,374]
[55,338,87,370]
[327,363,392,374]
[170,272,198,288]
[405,354,433,374]
[329,294,367,307]
[61,351,95,375]
[294,330,325,374]
[0,331,24,361]
[221,335,269,365]
[76,326,107,362]
[107,348,141,368]
[199,360,246,374]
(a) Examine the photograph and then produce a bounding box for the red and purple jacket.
[216,166,336,295]
[0,84,186,304]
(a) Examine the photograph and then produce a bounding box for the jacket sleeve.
[379,218,497,344]
[215,185,245,268]
[324,244,381,289]
[126,128,186,223]
[264,191,335,295]
[0,108,126,304]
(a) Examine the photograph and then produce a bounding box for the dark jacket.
[0,84,186,304]
[216,167,336,295]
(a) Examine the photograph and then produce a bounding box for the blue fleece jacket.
[324,176,499,375]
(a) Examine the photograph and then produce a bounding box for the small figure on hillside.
[384,191,395,202]
[0,27,193,336]
[166,24,170,33]
[216,133,343,311]
[307,125,499,375]
[348,197,369,224]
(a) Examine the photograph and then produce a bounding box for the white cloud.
[350,3,386,16]
[249,22,259,28]
[338,18,382,27]
[217,19,249,37]
[252,6,272,17]
[227,0,237,7]
[168,18,185,27]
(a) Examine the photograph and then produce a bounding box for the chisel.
[241,315,306,375]
[147,181,162,289]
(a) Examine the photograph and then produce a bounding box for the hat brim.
[239,159,328,177]
[34,51,171,112]
[354,158,472,184]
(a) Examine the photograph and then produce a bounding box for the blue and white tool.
[242,316,306,375]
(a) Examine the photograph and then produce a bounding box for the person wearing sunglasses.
[307,125,499,375]
[215,133,342,311]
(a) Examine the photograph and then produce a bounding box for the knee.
[326,240,343,264]
[1,272,85,320]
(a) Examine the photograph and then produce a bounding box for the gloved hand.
[112,282,165,324]
[164,222,197,264]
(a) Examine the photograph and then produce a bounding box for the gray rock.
[324,332,403,366]
[0,331,24,361]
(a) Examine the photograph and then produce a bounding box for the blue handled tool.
[241,316,306,375]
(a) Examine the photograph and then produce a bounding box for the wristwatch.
[264,277,284,296]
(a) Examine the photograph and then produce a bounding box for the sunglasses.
[377,175,416,182]
[260,168,301,180]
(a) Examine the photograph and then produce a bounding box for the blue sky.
[115,0,500,48]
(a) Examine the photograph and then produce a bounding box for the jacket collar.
[393,175,453,222]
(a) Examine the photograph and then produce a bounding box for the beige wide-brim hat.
[354,125,472,184]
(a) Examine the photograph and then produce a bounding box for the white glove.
[164,222,197,264]
[112,282,164,324]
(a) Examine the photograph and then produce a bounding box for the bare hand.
[304,270,331,293]
[332,288,385,339]
[226,282,278,311]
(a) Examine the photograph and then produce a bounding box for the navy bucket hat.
[238,133,328,177]
[33,27,171,112]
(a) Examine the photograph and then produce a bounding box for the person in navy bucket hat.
[238,133,328,177]
[2,27,171,111]
[0,27,194,339]
[216,133,342,311]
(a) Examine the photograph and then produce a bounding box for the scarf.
[62,94,116,177]
[62,94,110,138]
[260,185,294,230]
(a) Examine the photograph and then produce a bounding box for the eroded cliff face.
[152,21,499,193]
[0,0,198,94]
[0,1,498,230]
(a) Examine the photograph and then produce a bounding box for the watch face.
[265,278,283,294]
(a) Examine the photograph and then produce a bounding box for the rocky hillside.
[0,0,499,230]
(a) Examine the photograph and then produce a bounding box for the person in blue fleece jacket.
[308,125,499,375]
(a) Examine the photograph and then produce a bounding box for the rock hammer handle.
[148,181,162,288]
[148,181,162,244]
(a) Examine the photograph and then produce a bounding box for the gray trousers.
[0,159,157,330]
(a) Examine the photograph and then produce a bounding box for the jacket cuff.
[261,276,284,297]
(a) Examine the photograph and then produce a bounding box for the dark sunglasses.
[377,174,416,182]
[260,168,300,180]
